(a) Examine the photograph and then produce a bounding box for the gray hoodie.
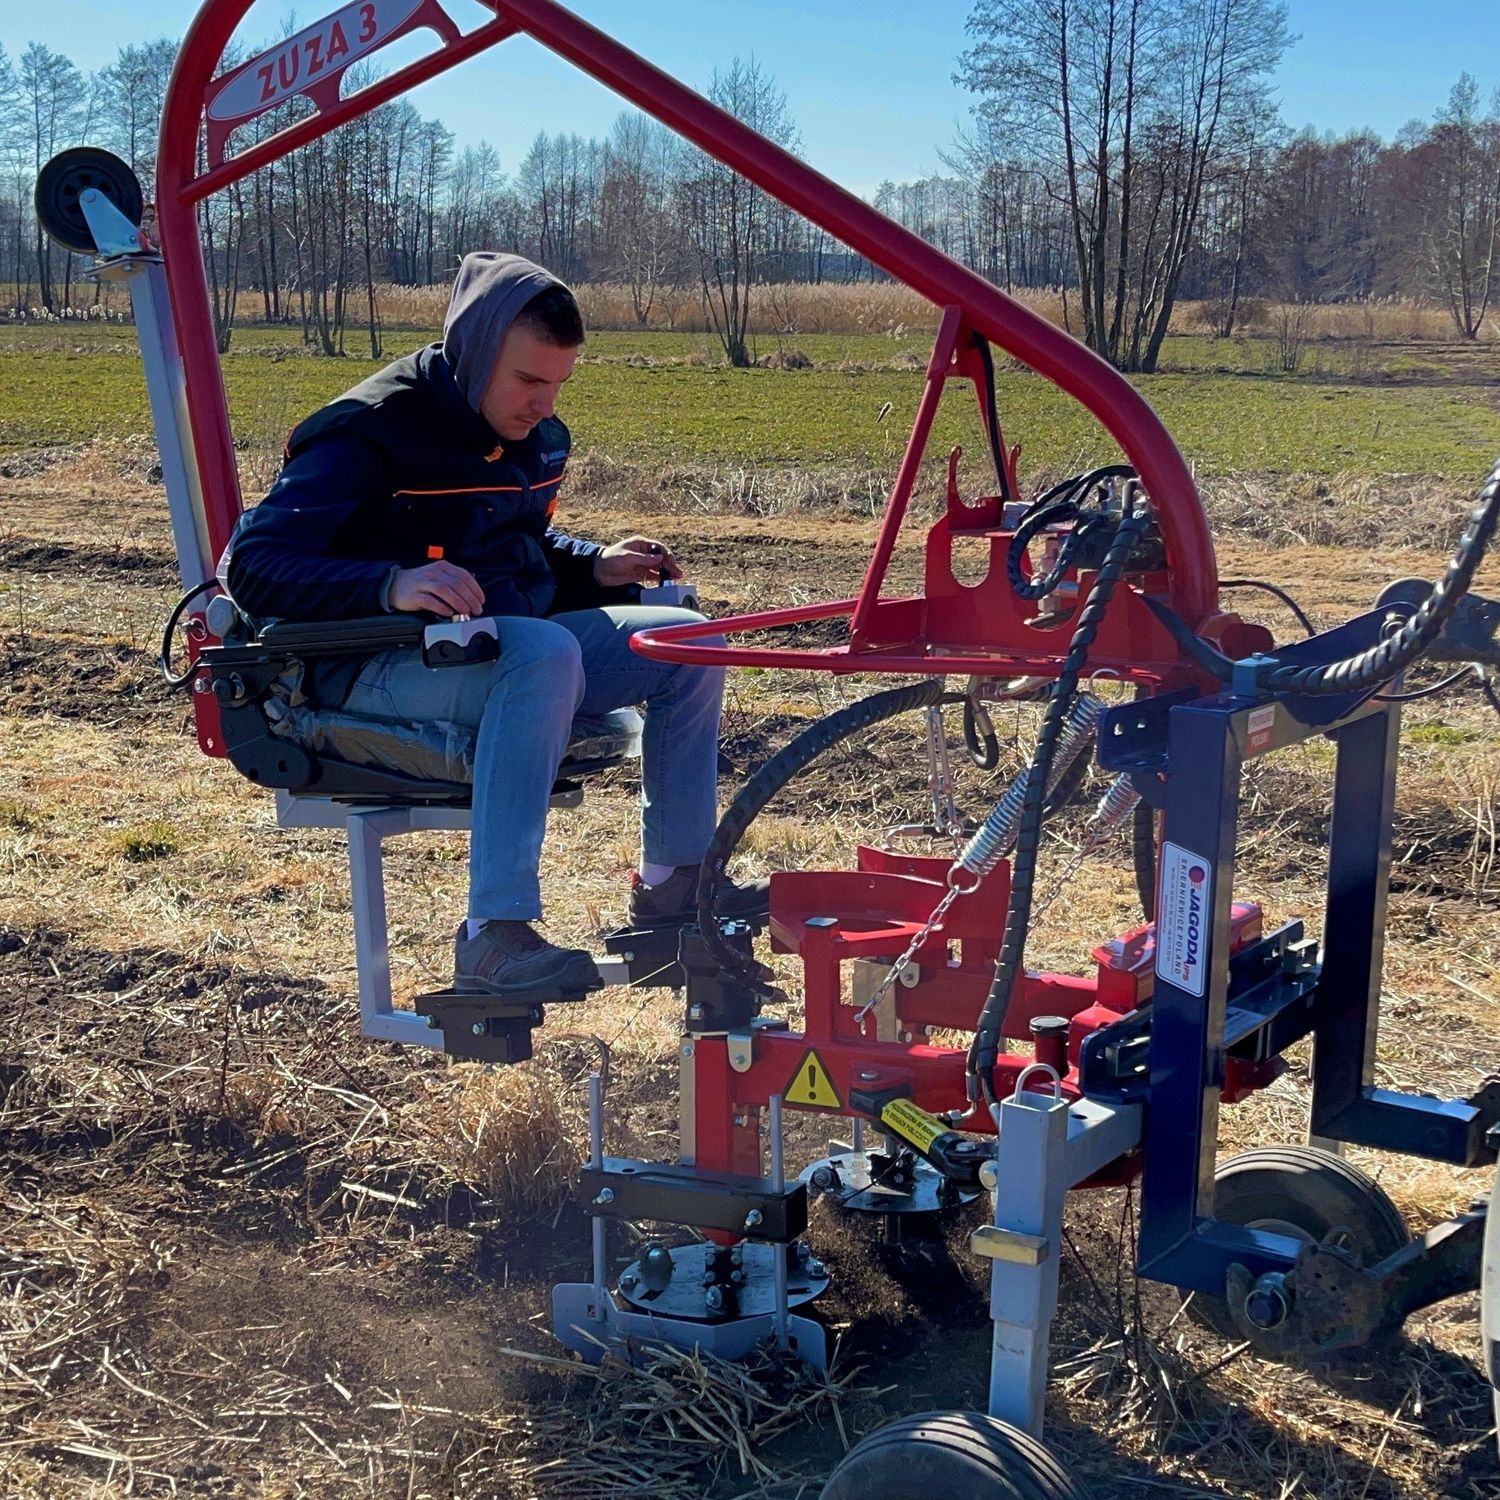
[441,251,569,411]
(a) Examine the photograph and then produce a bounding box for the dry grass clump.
[451,1343,870,1497]
[1174,295,1495,343]
[421,1054,589,1220]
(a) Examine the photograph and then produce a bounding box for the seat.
[195,602,643,1045]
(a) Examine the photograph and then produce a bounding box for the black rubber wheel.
[820,1411,1089,1500]
[35,147,143,254]
[1187,1145,1409,1342]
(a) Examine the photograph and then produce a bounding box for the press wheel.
[820,1411,1089,1499]
[1187,1145,1409,1343]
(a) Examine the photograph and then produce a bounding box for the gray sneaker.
[453,921,600,998]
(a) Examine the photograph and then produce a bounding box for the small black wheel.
[35,147,143,254]
[820,1411,1089,1500]
[1188,1144,1409,1342]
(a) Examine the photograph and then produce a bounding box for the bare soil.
[2,451,1499,1497]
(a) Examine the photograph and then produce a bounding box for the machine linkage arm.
[1225,1208,1487,1358]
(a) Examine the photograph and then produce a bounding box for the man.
[222,252,766,997]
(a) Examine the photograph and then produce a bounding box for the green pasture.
[2,324,1497,480]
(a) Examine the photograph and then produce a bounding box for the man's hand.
[389,560,486,616]
[594,535,684,589]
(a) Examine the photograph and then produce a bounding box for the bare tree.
[1426,74,1500,339]
[957,0,1291,371]
[18,43,85,310]
[96,39,177,193]
[676,56,800,367]
[600,112,682,323]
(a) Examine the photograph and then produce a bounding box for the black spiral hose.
[968,497,1153,1107]
[1148,458,1500,698]
[1132,797,1158,918]
[695,678,947,982]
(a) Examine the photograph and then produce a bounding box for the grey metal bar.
[768,1093,790,1351]
[589,1073,607,1303]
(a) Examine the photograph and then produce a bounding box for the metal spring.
[1089,771,1140,835]
[955,692,1106,879]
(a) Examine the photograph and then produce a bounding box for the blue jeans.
[342,607,726,920]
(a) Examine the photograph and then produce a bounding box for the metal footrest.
[413,983,598,1064]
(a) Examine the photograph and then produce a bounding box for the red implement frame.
[150,0,1277,1182]
[155,0,1231,755]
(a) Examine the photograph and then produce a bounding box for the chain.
[923,703,967,850]
[854,873,971,1033]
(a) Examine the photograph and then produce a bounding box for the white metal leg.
[983,1089,1144,1435]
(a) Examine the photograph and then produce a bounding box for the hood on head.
[441,252,568,414]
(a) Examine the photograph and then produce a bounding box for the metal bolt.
[729,1269,746,1285]
[858,1070,878,1082]
[470,1021,487,1037]
[733,1112,748,1127]
[1244,1275,1293,1330]
[796,1242,812,1262]
[744,1209,764,1230]
[806,1259,826,1278]
[593,1188,615,1207]
[898,1030,914,1044]
[688,1003,704,1021]
[810,1165,837,1191]
[704,1286,725,1311]
[619,1271,638,1290]
[681,1042,695,1058]
[426,1015,441,1029]
[702,1272,717,1287]
[729,1246,744,1266]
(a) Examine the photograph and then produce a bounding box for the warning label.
[1246,704,1276,756]
[880,1098,945,1154]
[1155,841,1212,997]
[784,1049,842,1110]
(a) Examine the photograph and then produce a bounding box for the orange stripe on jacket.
[392,472,566,498]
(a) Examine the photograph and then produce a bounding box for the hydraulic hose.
[967,496,1153,1108]
[160,578,219,689]
[1005,465,1138,602]
[1148,458,1500,698]
[695,678,947,982]
[953,692,1107,879]
[1132,797,1158,918]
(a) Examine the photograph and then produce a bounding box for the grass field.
[1,325,1499,1496]
[3,324,1498,481]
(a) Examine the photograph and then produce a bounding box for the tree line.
[1,6,1496,371]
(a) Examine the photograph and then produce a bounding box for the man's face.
[478,325,579,442]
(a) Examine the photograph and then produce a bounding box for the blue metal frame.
[1097,607,1494,1297]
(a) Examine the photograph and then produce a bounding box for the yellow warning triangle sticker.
[784,1048,842,1110]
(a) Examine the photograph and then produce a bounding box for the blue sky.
[5,0,1497,194]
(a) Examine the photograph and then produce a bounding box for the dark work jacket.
[221,343,614,705]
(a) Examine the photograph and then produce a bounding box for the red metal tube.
[498,0,1219,625]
